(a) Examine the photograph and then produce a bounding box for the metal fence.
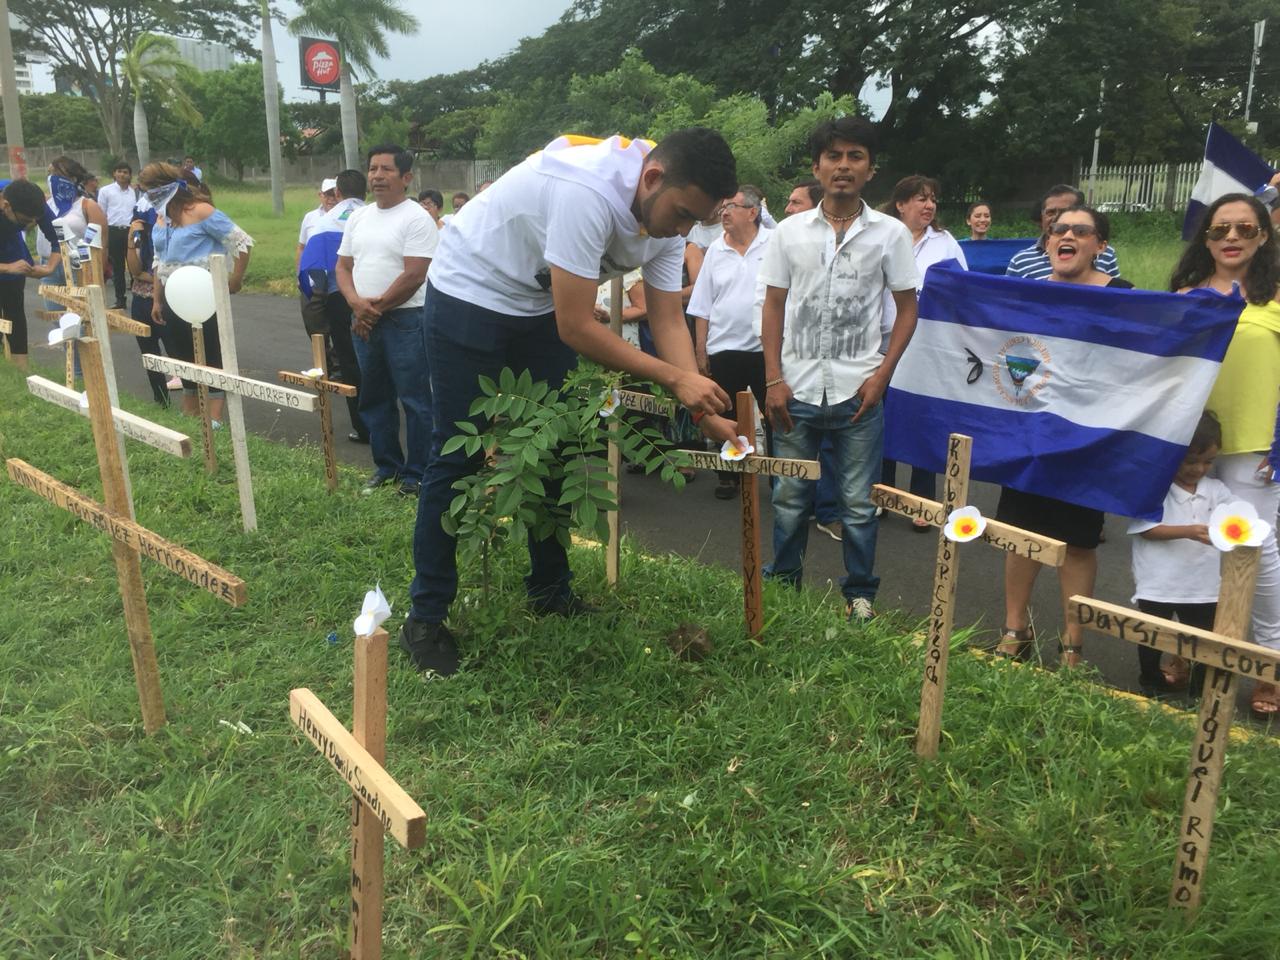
[1080,159,1280,212]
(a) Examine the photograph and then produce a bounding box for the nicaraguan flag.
[957,238,1037,276]
[297,198,362,298]
[884,262,1243,520]
[1182,123,1275,240]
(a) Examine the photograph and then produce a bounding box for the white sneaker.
[815,520,841,542]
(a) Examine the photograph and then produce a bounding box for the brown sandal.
[995,626,1034,661]
[1059,642,1084,668]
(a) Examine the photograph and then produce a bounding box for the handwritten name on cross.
[872,434,1067,759]
[290,626,426,959]
[278,333,357,492]
[1069,545,1264,914]
[141,255,318,531]
[7,335,246,733]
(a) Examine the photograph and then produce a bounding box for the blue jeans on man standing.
[409,283,578,624]
[765,394,884,602]
[352,305,432,484]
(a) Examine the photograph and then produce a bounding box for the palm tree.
[260,0,285,215]
[122,34,202,169]
[288,0,419,171]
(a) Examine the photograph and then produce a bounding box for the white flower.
[943,505,986,543]
[353,584,392,637]
[598,388,621,417]
[48,312,81,345]
[1208,501,1271,552]
[719,436,754,461]
[301,367,324,379]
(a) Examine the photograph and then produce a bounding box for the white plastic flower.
[1208,501,1271,552]
[353,584,392,637]
[720,436,754,461]
[301,367,325,379]
[48,312,81,345]
[77,391,89,411]
[943,505,986,542]
[598,388,621,417]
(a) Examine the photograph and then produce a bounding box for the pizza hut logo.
[304,41,339,86]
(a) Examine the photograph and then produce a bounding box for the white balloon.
[164,265,216,325]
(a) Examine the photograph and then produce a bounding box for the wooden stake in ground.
[290,625,426,959]
[142,256,319,531]
[606,277,624,585]
[7,336,246,733]
[190,318,217,474]
[1,316,11,360]
[872,436,1067,759]
[278,333,357,492]
[1069,545,1263,914]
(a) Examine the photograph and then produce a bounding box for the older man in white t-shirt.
[336,144,439,498]
[402,129,740,675]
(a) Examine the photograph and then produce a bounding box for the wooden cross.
[872,433,1067,759]
[7,332,246,734]
[0,316,12,361]
[608,387,816,639]
[290,626,427,959]
[278,333,358,492]
[1068,546,1266,914]
[141,255,319,531]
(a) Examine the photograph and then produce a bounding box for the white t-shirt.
[595,268,643,346]
[880,225,968,350]
[428,136,685,316]
[686,221,723,250]
[298,205,326,245]
[1127,476,1235,604]
[757,202,918,405]
[688,228,771,354]
[337,198,439,308]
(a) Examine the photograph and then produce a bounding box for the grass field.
[210,181,1186,296]
[2,357,1279,957]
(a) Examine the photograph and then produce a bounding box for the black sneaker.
[348,431,370,444]
[531,592,601,617]
[362,472,396,495]
[399,619,460,676]
[397,479,420,498]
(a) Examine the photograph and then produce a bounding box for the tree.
[121,33,201,169]
[10,0,257,158]
[186,61,275,180]
[287,0,419,171]
[259,0,284,214]
[0,94,102,149]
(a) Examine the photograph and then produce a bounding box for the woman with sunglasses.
[996,206,1131,667]
[1170,193,1280,716]
[137,163,253,426]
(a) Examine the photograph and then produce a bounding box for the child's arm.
[1139,523,1211,545]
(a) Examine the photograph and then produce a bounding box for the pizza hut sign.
[299,36,341,92]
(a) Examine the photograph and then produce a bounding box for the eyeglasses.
[721,202,755,212]
[1048,222,1098,238]
[1206,221,1262,241]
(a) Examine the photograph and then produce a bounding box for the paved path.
[38,288,1275,729]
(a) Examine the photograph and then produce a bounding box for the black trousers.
[300,291,366,437]
[1135,599,1215,690]
[107,226,129,305]
[709,350,770,479]
[0,278,27,354]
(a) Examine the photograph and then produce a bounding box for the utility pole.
[1087,78,1105,206]
[0,0,28,179]
[1244,20,1267,128]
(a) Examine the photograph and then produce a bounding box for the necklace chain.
[821,202,860,224]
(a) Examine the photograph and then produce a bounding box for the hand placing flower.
[943,505,986,543]
[1208,501,1272,552]
[597,388,621,418]
[720,436,754,461]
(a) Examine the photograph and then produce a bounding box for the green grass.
[2,357,1280,956]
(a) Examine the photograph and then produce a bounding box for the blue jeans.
[409,283,577,623]
[765,394,884,602]
[815,437,839,523]
[352,305,432,484]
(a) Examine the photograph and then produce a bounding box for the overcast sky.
[276,0,571,101]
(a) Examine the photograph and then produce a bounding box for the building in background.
[169,37,234,73]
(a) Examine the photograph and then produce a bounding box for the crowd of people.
[1,123,1277,715]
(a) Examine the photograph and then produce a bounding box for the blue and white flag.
[957,237,1037,276]
[884,262,1243,520]
[297,198,362,298]
[1182,123,1275,240]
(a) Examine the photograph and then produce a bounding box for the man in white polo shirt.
[97,162,138,308]
[688,183,772,500]
[759,116,919,624]
[402,128,740,675]
[336,144,438,498]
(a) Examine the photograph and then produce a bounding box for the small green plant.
[440,363,690,595]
